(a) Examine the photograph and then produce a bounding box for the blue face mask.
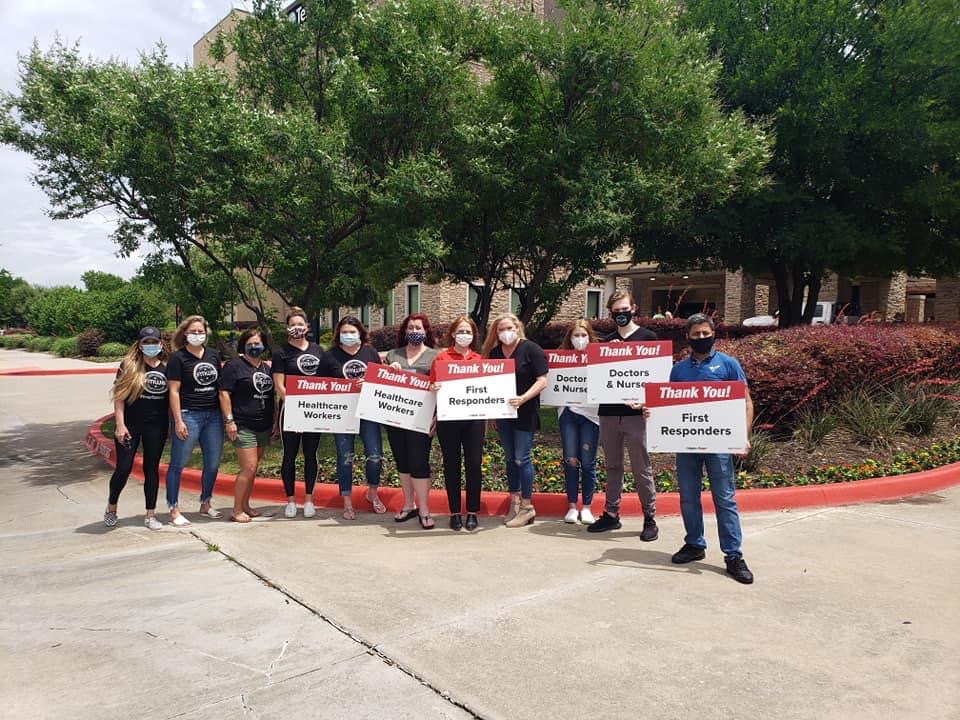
[340,333,360,347]
[141,343,162,358]
[406,331,426,346]
[245,344,265,358]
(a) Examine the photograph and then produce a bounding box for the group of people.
[105,290,755,584]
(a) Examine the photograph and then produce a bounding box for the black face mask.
[689,336,715,355]
[612,310,633,327]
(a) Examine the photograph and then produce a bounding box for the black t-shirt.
[117,361,169,427]
[271,341,325,379]
[166,347,221,411]
[598,325,659,417]
[490,339,548,432]
[220,357,275,431]
[325,345,381,380]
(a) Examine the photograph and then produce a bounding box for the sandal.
[231,512,251,523]
[418,513,435,530]
[367,492,386,514]
[244,508,262,518]
[342,507,357,520]
[394,507,418,523]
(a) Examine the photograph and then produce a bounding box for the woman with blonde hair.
[482,313,548,527]
[164,315,224,526]
[103,326,170,529]
[557,320,600,524]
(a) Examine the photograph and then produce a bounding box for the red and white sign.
[644,381,748,453]
[541,350,590,407]
[283,376,361,434]
[357,363,436,434]
[435,358,517,421]
[586,341,673,405]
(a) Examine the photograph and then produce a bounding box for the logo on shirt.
[708,365,721,372]
[144,371,168,395]
[193,362,218,386]
[342,359,367,380]
[296,353,320,376]
[252,371,273,395]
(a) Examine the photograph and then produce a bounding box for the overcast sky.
[0,1,247,287]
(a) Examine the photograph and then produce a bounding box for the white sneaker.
[284,501,297,518]
[103,509,118,527]
[144,516,164,530]
[171,513,191,527]
[580,507,595,525]
[200,506,223,519]
[564,508,579,523]
[303,500,316,518]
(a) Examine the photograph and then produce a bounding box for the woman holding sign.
[385,314,439,529]
[103,326,169,530]
[272,307,325,519]
[557,320,600,525]
[482,313,548,528]
[219,329,275,523]
[165,315,224,526]
[430,316,485,531]
[325,316,385,519]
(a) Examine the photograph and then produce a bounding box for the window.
[382,292,394,326]
[510,288,523,316]
[467,285,482,315]
[586,289,602,319]
[360,305,370,327]
[406,283,420,315]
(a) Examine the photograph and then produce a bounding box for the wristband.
[224,414,234,422]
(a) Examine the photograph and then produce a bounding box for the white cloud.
[0,0,244,286]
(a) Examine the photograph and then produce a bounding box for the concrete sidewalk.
[1,372,958,719]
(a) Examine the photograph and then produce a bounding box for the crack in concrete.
[55,485,79,504]
[188,528,483,719]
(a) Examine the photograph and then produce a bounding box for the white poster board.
[585,341,674,404]
[645,381,748,454]
[356,363,436,434]
[435,358,518,421]
[283,375,361,434]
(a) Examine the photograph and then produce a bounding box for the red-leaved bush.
[721,323,960,430]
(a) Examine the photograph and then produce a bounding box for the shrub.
[25,336,55,352]
[97,342,129,358]
[735,430,773,473]
[0,334,31,349]
[834,387,904,449]
[76,328,105,357]
[729,323,960,431]
[51,336,80,357]
[890,384,951,437]
[792,406,837,450]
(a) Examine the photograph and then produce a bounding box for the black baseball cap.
[138,326,162,341]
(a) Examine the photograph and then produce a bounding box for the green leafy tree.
[673,0,960,326]
[0,269,36,327]
[80,270,125,293]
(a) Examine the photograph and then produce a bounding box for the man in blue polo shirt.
[668,313,755,584]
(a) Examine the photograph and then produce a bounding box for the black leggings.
[280,430,321,496]
[385,425,433,478]
[437,419,484,514]
[109,423,167,509]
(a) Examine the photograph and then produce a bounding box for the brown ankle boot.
[506,502,535,528]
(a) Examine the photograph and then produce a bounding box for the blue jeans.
[676,453,743,559]
[166,409,224,508]
[495,420,535,500]
[558,410,599,505]
[334,420,383,496]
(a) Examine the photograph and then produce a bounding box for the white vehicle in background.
[742,301,836,327]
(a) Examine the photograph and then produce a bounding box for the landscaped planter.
[85,414,960,517]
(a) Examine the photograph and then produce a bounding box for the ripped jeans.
[495,420,535,500]
[558,409,599,505]
[334,420,383,496]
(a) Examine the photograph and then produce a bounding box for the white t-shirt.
[559,404,599,426]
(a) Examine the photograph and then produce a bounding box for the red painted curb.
[0,367,118,376]
[84,414,960,517]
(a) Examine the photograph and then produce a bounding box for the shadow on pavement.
[0,419,103,487]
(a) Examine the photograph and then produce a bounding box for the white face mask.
[186,333,206,347]
[454,332,473,347]
[340,332,360,347]
[498,330,518,345]
[571,335,589,351]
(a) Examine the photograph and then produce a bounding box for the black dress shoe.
[725,556,754,584]
[449,514,463,531]
[464,513,478,531]
[671,543,706,564]
[586,511,621,533]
